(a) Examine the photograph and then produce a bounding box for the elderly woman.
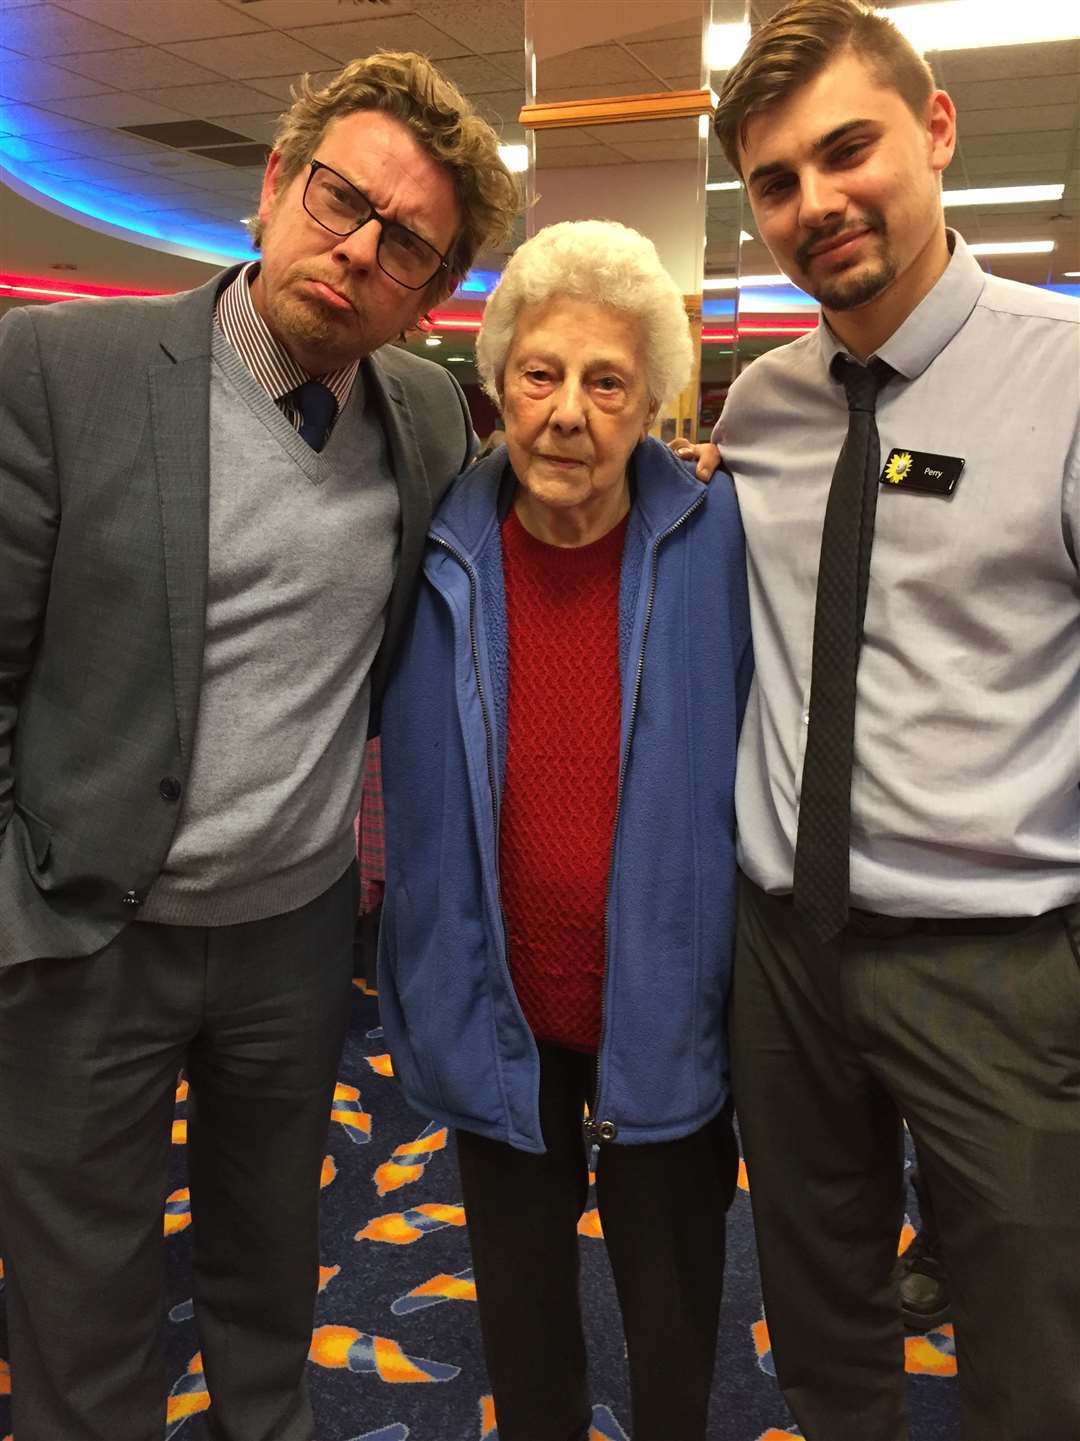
[377,221,751,1441]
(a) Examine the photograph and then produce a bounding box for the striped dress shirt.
[216,262,359,437]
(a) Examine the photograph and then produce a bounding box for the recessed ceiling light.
[707,22,751,70]
[943,184,1065,207]
[498,144,528,173]
[882,1,1080,52]
[967,240,1055,256]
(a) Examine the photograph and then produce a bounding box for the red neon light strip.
[0,272,166,300]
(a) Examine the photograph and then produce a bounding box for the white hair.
[475,220,693,409]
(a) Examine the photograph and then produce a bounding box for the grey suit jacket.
[0,266,475,966]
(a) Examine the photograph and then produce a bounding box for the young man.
[687,3,1079,1438]
[0,52,517,1441]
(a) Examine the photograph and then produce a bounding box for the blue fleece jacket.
[377,437,752,1152]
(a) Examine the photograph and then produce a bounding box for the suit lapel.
[148,268,236,762]
[365,353,434,657]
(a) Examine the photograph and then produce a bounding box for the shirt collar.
[816,229,987,382]
[216,262,360,413]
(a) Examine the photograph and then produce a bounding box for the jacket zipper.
[585,490,707,1150]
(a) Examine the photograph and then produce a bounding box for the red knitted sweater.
[499,505,626,1054]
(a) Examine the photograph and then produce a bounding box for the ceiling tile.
[0,131,82,163]
[2,2,134,54]
[935,39,1080,84]
[954,151,1070,178]
[55,128,167,160]
[188,141,268,167]
[0,101,92,136]
[472,90,526,128]
[537,45,655,90]
[958,129,1074,157]
[244,71,338,103]
[288,17,467,64]
[0,56,112,101]
[434,54,521,95]
[213,112,281,145]
[37,153,160,183]
[946,75,1079,112]
[218,0,418,25]
[415,0,523,55]
[55,0,270,44]
[163,31,341,79]
[626,36,703,82]
[534,81,660,107]
[960,104,1074,137]
[36,92,191,126]
[137,81,282,118]
[58,45,226,89]
[488,50,525,84]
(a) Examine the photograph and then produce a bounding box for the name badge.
[879,448,965,495]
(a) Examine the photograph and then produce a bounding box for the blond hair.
[250,51,519,287]
[714,0,935,173]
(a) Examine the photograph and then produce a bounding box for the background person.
[376,220,752,1441]
[0,52,516,1441]
[676,4,1080,1439]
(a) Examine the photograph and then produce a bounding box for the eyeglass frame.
[301,159,452,292]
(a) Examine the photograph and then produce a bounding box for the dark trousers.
[0,864,357,1441]
[732,874,1080,1441]
[455,1043,738,1441]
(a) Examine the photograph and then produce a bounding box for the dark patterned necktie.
[289,380,337,452]
[792,352,896,943]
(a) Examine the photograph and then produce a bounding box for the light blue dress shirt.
[716,232,1080,917]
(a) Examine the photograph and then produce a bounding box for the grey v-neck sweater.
[142,329,400,925]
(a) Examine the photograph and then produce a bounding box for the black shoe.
[898,1226,951,1331]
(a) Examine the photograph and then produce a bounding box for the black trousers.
[732,875,1080,1441]
[0,864,357,1441]
[455,1043,738,1441]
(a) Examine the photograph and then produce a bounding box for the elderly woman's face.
[501,296,653,535]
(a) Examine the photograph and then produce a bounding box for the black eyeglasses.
[302,160,450,291]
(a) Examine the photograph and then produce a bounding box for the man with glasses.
[0,51,517,1441]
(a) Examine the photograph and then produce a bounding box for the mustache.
[795,215,883,271]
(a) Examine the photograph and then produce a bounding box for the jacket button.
[597,1120,618,1143]
[122,890,142,908]
[159,777,182,802]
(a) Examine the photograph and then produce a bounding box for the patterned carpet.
[0,983,961,1440]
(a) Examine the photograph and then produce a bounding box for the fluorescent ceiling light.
[967,240,1055,255]
[706,180,741,192]
[498,144,528,173]
[1065,271,1080,278]
[943,184,1064,207]
[445,355,471,363]
[707,22,751,70]
[704,273,789,289]
[879,2,1080,52]
[425,335,443,346]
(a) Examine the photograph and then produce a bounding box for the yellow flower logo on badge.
[884,451,913,485]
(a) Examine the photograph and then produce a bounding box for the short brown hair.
[249,51,520,289]
[714,0,936,173]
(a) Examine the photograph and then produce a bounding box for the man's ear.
[257,149,285,228]
[926,89,957,176]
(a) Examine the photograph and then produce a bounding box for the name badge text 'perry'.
[879,448,965,495]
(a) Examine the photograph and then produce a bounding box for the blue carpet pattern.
[0,984,960,1440]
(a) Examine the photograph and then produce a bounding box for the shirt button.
[122,890,142,908]
[159,776,182,802]
[802,710,810,725]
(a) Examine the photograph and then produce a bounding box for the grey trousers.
[731,875,1080,1441]
[0,864,357,1441]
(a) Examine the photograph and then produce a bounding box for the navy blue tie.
[290,380,337,453]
